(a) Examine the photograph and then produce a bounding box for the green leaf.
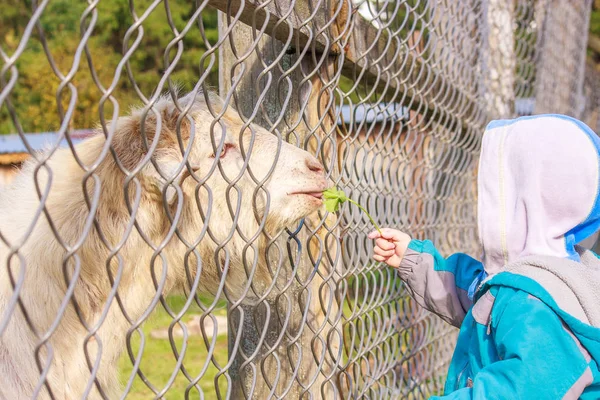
[324,198,340,212]
[322,188,346,201]
[321,187,382,234]
[323,187,348,212]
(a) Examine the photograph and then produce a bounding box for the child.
[370,115,600,399]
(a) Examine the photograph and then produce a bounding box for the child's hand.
[368,228,411,269]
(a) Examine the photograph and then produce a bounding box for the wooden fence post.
[534,0,592,117]
[483,0,516,119]
[218,7,341,399]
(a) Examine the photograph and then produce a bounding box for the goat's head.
[106,91,327,300]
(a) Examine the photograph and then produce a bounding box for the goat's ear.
[146,150,188,205]
[146,120,194,205]
[108,115,149,173]
[110,102,193,205]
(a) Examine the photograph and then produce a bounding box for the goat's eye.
[210,143,237,159]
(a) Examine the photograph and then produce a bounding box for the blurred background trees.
[1,1,600,135]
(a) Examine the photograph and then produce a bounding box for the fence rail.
[0,0,596,399]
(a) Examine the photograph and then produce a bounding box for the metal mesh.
[0,0,595,399]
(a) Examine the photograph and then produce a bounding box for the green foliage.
[2,2,599,135]
[0,0,220,134]
[591,3,600,37]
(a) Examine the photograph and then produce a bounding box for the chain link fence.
[0,0,596,399]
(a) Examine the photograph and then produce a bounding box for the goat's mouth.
[289,190,324,200]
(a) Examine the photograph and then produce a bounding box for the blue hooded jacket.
[397,115,600,399]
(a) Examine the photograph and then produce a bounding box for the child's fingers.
[373,254,387,262]
[367,231,381,239]
[373,254,401,269]
[384,254,402,269]
[373,246,395,257]
[370,228,410,242]
[375,238,394,251]
[380,228,409,242]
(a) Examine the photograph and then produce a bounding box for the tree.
[0,0,220,134]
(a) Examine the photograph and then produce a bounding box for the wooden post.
[208,0,481,135]
[482,0,516,119]
[218,8,341,399]
[534,0,592,117]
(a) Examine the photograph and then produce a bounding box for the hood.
[478,114,600,276]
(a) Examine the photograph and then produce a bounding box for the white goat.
[0,91,327,399]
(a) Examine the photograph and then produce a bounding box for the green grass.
[116,283,410,398]
[118,295,230,399]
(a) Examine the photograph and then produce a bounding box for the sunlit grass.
[118,295,229,399]
[116,286,420,399]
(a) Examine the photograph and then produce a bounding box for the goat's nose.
[305,157,324,174]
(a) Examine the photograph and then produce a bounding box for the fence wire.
[0,0,596,399]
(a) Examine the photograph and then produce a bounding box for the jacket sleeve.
[430,288,594,400]
[397,239,484,327]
